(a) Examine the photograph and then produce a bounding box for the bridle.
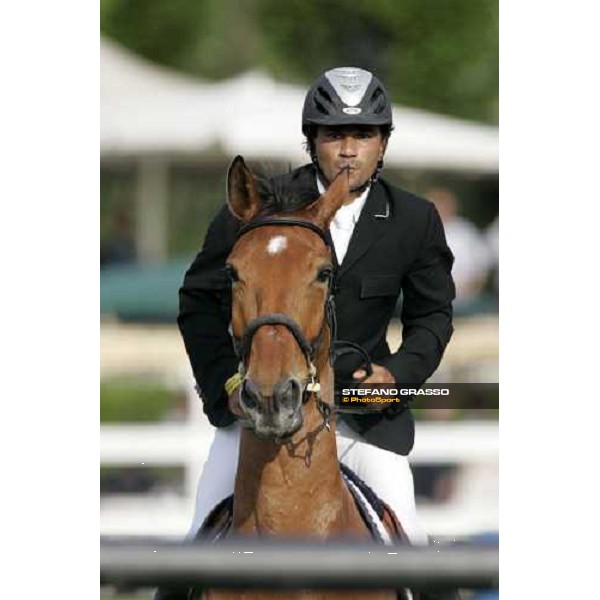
[230,215,382,432]
[230,216,338,429]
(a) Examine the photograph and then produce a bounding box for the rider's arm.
[379,202,455,385]
[178,206,240,427]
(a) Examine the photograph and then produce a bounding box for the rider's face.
[313,125,387,198]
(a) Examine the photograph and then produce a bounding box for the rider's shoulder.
[377,177,436,220]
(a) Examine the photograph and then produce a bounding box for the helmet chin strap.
[313,158,384,196]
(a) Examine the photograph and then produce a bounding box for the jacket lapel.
[336,182,391,278]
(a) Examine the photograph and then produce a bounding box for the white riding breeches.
[187,420,428,546]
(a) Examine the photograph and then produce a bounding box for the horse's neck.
[233,365,351,538]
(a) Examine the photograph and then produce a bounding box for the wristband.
[224,372,243,397]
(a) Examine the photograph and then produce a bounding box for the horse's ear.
[310,169,350,228]
[226,156,261,221]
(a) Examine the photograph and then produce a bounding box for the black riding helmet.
[302,67,393,135]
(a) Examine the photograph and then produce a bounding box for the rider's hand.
[353,363,395,384]
[352,363,397,412]
[228,387,245,418]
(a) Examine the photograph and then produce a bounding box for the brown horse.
[202,156,403,600]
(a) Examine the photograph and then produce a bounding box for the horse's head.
[226,156,349,440]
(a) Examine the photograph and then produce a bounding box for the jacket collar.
[336,181,391,278]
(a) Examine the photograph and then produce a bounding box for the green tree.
[101,0,498,123]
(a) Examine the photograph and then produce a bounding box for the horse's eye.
[316,267,333,283]
[225,264,239,283]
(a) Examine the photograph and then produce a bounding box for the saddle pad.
[340,462,412,546]
[197,494,234,541]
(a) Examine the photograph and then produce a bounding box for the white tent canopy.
[101,39,498,174]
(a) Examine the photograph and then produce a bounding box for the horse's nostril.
[288,378,301,399]
[243,394,257,410]
[241,379,259,410]
[274,378,302,410]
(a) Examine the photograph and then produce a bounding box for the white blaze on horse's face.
[266,235,288,256]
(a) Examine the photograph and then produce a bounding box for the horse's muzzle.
[240,376,303,439]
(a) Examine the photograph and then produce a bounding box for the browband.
[237,217,333,250]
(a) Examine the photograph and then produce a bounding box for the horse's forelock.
[254,172,317,218]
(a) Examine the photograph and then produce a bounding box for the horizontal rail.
[101,539,498,590]
[100,422,499,465]
[100,423,206,465]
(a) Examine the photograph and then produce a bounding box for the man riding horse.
[168,68,455,596]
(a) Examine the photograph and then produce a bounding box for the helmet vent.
[314,99,329,115]
[317,87,333,105]
[370,87,385,114]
